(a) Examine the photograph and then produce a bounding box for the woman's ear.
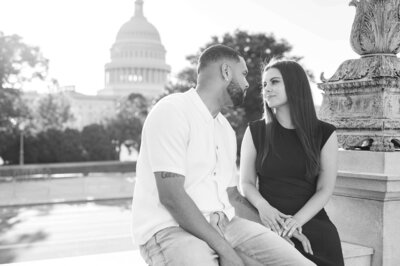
[221,63,231,81]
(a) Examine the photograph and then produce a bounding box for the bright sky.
[1,0,358,104]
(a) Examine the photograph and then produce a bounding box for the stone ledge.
[0,161,136,179]
[343,242,374,259]
[335,171,400,201]
[338,150,400,175]
[0,174,135,207]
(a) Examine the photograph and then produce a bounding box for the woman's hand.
[291,230,313,255]
[282,217,302,237]
[258,204,291,235]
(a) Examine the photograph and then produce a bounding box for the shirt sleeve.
[142,100,189,176]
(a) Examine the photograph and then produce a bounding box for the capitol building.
[37,0,171,130]
[98,0,170,98]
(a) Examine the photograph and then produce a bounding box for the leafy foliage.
[81,124,115,161]
[32,93,74,131]
[107,93,149,146]
[0,32,48,90]
[0,31,48,133]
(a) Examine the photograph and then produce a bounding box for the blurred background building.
[23,0,169,130]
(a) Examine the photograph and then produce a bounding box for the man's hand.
[210,212,261,266]
[219,250,245,266]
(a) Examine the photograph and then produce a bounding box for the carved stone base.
[318,58,400,152]
[320,55,400,82]
[336,132,399,151]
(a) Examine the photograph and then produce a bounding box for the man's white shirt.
[132,88,238,245]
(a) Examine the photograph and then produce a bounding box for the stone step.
[342,242,374,266]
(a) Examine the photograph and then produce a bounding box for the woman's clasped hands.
[258,205,313,254]
[257,204,291,236]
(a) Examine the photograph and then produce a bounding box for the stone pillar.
[144,68,148,83]
[155,70,159,83]
[319,1,400,265]
[326,151,400,266]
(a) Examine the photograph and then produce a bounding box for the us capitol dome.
[98,0,170,98]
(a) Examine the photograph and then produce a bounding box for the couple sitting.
[132,44,344,266]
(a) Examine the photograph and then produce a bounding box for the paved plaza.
[0,199,145,265]
[2,250,146,266]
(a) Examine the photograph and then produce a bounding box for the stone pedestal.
[326,150,400,266]
[319,2,400,264]
[319,57,400,151]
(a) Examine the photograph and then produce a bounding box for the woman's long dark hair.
[261,59,320,181]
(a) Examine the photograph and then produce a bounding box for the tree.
[0,31,48,131]
[32,93,74,131]
[0,32,48,90]
[153,67,197,104]
[0,88,29,131]
[81,124,114,161]
[107,93,149,146]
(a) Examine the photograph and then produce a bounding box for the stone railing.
[0,161,136,207]
[0,161,136,179]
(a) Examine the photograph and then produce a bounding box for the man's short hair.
[197,44,241,73]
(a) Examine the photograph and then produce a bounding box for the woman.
[240,59,344,266]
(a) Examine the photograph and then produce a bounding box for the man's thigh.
[140,226,218,266]
[223,217,315,266]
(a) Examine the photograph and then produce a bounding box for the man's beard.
[226,79,244,107]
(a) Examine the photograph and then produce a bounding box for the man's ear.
[221,63,232,81]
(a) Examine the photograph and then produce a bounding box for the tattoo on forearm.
[156,172,184,179]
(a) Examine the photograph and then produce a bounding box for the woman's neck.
[275,106,294,129]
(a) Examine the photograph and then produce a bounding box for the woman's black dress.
[249,119,344,266]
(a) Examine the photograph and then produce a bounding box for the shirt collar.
[187,88,223,124]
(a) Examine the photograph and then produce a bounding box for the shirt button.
[213,172,216,176]
[216,146,219,150]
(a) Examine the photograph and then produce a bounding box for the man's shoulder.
[157,92,187,106]
[150,93,188,117]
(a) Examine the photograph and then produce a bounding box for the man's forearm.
[227,186,261,224]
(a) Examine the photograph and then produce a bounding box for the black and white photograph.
[0,0,399,265]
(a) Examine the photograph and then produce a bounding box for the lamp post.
[18,122,26,165]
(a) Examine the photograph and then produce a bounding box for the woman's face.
[262,68,288,109]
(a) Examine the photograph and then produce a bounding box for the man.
[132,44,314,265]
